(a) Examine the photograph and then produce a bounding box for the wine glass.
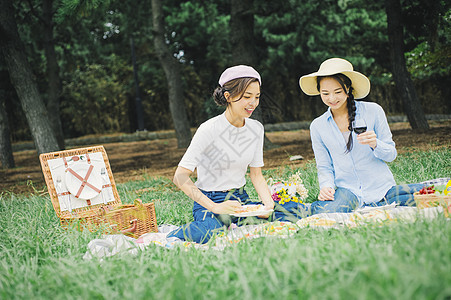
[352,119,367,134]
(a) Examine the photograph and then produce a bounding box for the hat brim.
[299,70,370,99]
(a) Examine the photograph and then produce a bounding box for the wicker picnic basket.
[40,146,158,237]
[414,192,451,217]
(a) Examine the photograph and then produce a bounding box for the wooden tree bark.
[0,92,15,168]
[151,0,191,148]
[385,0,429,130]
[43,0,65,149]
[230,0,256,66]
[0,0,59,155]
[230,0,277,149]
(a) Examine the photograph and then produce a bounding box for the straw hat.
[299,58,370,99]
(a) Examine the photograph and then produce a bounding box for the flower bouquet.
[268,172,310,221]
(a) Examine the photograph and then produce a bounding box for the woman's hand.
[211,201,242,215]
[257,205,274,219]
[356,130,377,149]
[249,166,275,218]
[318,187,335,201]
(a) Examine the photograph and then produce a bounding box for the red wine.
[354,127,367,134]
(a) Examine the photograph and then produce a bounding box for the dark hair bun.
[213,86,228,106]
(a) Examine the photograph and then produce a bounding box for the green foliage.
[60,54,132,136]
[165,0,230,67]
[406,42,451,79]
[256,0,386,73]
[55,0,110,23]
[5,0,451,140]
[253,0,389,122]
[163,0,231,120]
[405,8,451,79]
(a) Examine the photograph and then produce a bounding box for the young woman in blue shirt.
[299,58,422,214]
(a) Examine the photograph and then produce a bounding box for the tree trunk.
[43,0,65,149]
[230,0,277,149]
[230,0,256,66]
[151,0,191,148]
[422,0,441,52]
[130,37,145,131]
[385,0,429,130]
[0,91,15,168]
[0,0,59,155]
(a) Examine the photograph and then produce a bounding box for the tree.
[13,0,67,148]
[230,0,277,149]
[230,0,256,65]
[0,0,59,155]
[0,91,15,168]
[151,0,192,148]
[162,1,231,123]
[42,0,66,148]
[3,0,449,141]
[385,0,429,130]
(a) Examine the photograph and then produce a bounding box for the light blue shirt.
[310,101,396,206]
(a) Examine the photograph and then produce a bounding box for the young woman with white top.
[167,65,274,243]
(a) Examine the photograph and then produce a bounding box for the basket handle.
[121,219,138,234]
[134,198,144,207]
[97,204,114,216]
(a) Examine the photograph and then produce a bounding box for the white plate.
[230,205,274,217]
[65,163,102,200]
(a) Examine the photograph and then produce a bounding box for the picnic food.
[419,184,448,196]
[414,182,451,218]
[235,204,264,214]
[418,186,437,195]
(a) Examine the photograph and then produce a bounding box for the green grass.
[0,149,450,299]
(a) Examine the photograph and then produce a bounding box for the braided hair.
[317,74,356,153]
[213,77,259,106]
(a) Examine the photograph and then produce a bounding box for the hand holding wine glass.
[352,119,367,134]
[353,118,377,149]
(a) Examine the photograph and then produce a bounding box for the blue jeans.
[310,183,424,214]
[364,183,423,207]
[311,188,359,214]
[274,201,309,222]
[167,187,261,244]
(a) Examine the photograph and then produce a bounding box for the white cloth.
[83,234,138,260]
[82,206,445,259]
[179,113,264,191]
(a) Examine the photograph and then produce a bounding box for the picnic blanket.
[83,204,446,260]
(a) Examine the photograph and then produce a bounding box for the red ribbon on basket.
[66,165,101,198]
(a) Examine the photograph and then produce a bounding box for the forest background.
[0,0,450,161]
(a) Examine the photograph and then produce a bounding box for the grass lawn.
[0,148,450,299]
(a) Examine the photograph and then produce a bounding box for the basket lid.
[39,146,122,218]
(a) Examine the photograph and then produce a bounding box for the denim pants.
[274,201,309,222]
[310,188,359,214]
[167,187,260,244]
[310,183,424,214]
[365,183,424,207]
